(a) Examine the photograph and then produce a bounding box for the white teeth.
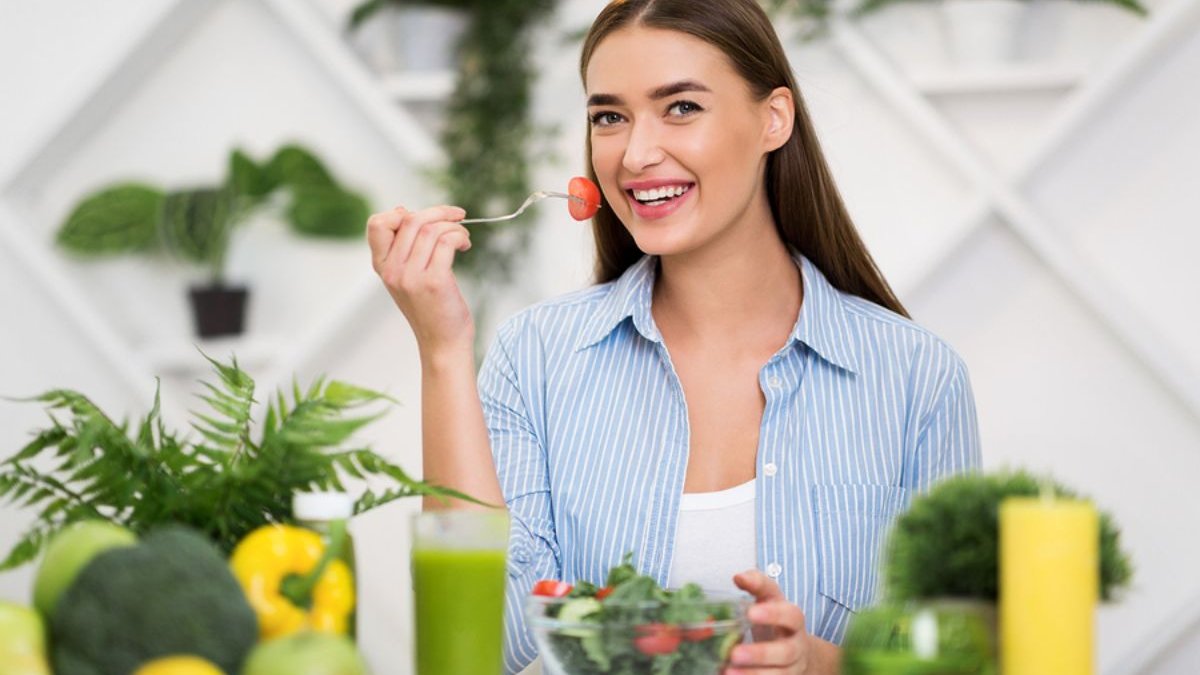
[632,184,690,202]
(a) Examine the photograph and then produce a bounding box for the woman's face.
[585,26,791,258]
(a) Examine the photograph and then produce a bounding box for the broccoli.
[50,526,258,675]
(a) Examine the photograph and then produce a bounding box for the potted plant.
[0,352,482,568]
[848,0,1149,65]
[346,0,471,74]
[842,470,1133,674]
[347,0,554,298]
[55,144,371,338]
[768,0,1148,63]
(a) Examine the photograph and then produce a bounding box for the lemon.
[132,655,226,675]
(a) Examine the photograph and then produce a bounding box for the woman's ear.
[763,87,795,152]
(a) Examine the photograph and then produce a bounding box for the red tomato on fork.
[567,176,601,220]
[531,579,574,597]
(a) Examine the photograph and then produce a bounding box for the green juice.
[412,547,507,675]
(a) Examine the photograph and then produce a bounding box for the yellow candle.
[1000,497,1099,675]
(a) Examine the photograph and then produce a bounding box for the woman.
[367,0,981,672]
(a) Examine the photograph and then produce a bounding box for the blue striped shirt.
[478,252,981,673]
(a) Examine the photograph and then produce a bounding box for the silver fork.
[460,191,589,224]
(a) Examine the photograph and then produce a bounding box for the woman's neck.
[652,221,802,352]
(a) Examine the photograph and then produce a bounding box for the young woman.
[367,1,981,672]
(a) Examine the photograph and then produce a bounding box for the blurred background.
[1,0,1197,673]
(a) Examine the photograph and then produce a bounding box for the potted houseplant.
[842,470,1134,674]
[768,0,1149,62]
[55,144,371,338]
[346,0,471,74]
[0,352,482,567]
[347,0,554,294]
[848,0,1149,65]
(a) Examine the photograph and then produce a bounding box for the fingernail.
[748,606,766,621]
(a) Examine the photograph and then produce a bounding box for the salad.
[526,554,749,675]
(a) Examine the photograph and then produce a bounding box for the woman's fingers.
[405,221,471,280]
[427,228,471,274]
[726,572,810,673]
[725,633,806,673]
[733,570,786,603]
[389,205,466,265]
[366,207,405,272]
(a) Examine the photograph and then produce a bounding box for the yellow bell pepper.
[230,524,354,640]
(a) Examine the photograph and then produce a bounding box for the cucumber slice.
[558,597,602,638]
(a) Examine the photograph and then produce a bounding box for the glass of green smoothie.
[411,509,510,675]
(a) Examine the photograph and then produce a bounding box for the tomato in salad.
[682,616,716,641]
[532,579,574,597]
[633,623,682,655]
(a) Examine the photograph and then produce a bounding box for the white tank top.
[667,479,758,593]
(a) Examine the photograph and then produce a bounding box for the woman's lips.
[625,184,694,221]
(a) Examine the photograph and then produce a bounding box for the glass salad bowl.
[526,590,752,675]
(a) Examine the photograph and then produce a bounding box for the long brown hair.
[580,0,908,317]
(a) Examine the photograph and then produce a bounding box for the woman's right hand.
[367,204,474,356]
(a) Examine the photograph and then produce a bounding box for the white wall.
[1,1,1197,673]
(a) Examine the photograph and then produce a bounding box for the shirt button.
[767,376,783,388]
[766,563,782,578]
[763,462,778,477]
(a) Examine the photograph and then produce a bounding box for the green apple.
[33,520,137,618]
[242,632,368,675]
[0,600,51,675]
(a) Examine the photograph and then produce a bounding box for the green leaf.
[55,183,164,255]
[0,526,51,571]
[287,186,370,238]
[158,187,238,281]
[8,428,66,463]
[325,381,397,407]
[347,0,390,31]
[266,145,338,190]
[227,148,277,200]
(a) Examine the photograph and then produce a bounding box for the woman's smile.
[623,180,696,220]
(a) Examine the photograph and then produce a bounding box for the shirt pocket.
[810,483,908,642]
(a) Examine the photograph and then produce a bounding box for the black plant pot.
[188,285,249,338]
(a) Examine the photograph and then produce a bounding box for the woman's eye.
[589,111,624,127]
[668,100,703,117]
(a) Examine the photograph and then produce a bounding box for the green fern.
[0,353,486,569]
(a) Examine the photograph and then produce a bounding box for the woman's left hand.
[724,569,812,674]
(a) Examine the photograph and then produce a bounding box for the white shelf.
[378,70,456,101]
[141,334,281,375]
[905,63,1085,95]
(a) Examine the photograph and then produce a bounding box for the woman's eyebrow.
[586,79,712,107]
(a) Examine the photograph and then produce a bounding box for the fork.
[460,191,588,224]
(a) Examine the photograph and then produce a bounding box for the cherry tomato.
[682,616,715,641]
[595,586,614,601]
[567,176,601,220]
[531,579,574,597]
[633,623,682,655]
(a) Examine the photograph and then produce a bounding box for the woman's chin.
[628,230,697,258]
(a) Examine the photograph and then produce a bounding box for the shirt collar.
[790,251,860,374]
[575,255,661,351]
[574,251,861,374]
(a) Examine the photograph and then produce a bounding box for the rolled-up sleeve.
[478,321,560,674]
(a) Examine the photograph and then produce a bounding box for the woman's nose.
[622,122,666,173]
